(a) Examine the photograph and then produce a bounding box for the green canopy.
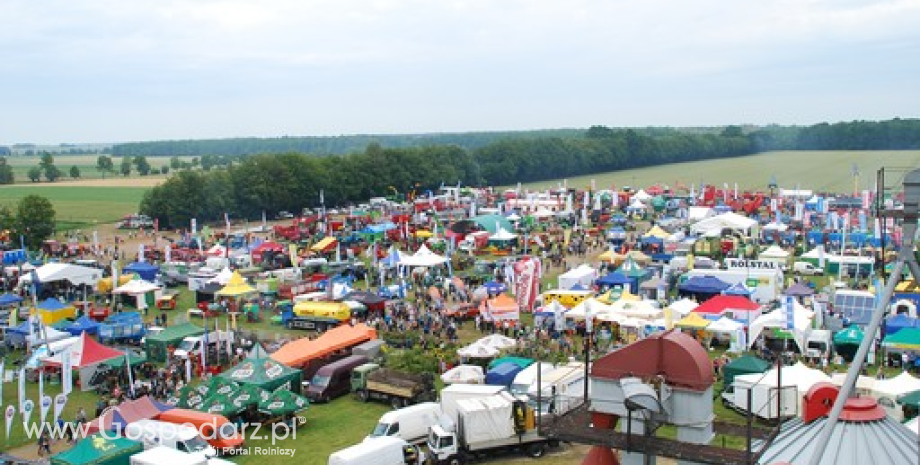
[258,389,309,417]
[102,352,147,369]
[51,434,143,465]
[722,355,771,389]
[229,383,269,411]
[144,322,205,362]
[488,356,534,370]
[833,327,864,346]
[883,328,920,350]
[209,376,241,397]
[199,393,245,417]
[897,389,920,407]
[219,357,303,394]
[167,384,208,409]
[472,214,513,234]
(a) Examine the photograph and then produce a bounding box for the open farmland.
[2,154,189,183]
[0,185,148,228]
[518,150,920,194]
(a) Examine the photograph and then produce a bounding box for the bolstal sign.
[724,259,779,270]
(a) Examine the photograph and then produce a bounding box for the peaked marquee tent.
[43,332,124,391]
[219,356,303,394]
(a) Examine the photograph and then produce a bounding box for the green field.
[3,155,183,183]
[519,150,920,194]
[0,186,148,226]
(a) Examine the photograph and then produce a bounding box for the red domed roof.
[591,330,713,391]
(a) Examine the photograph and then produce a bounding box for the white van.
[130,446,207,465]
[368,402,442,445]
[124,420,217,459]
[173,331,234,359]
[793,261,824,276]
[329,436,425,465]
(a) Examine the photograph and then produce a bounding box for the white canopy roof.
[26,326,72,348]
[113,279,161,295]
[632,189,652,201]
[668,298,700,317]
[207,267,234,285]
[873,371,920,398]
[735,362,830,394]
[489,227,518,241]
[706,316,744,333]
[690,212,757,234]
[747,303,814,352]
[565,298,611,320]
[608,299,662,320]
[400,244,448,267]
[18,263,103,288]
[687,206,715,221]
[457,341,499,358]
[759,245,790,259]
[906,417,919,435]
[476,334,517,350]
[762,222,789,232]
[440,364,485,384]
[532,208,556,218]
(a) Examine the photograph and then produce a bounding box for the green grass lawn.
[0,186,148,226]
[4,155,179,183]
[517,150,920,193]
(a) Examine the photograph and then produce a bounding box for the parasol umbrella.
[258,390,310,417]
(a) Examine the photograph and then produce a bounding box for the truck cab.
[427,425,458,464]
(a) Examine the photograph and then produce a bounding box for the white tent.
[759,245,790,260]
[687,207,715,222]
[26,325,72,349]
[476,334,517,350]
[690,212,758,235]
[113,279,160,295]
[441,365,485,384]
[558,264,597,290]
[26,336,79,368]
[489,227,517,241]
[565,298,611,320]
[532,208,556,218]
[762,222,789,232]
[668,298,699,317]
[457,341,499,358]
[747,303,814,352]
[906,417,919,435]
[608,299,662,320]
[874,372,920,421]
[207,267,234,286]
[732,362,831,419]
[400,244,448,267]
[632,190,652,202]
[707,316,744,333]
[18,263,103,288]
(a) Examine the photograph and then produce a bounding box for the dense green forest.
[138,118,920,228]
[113,129,584,157]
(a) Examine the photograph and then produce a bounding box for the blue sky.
[1,0,918,144]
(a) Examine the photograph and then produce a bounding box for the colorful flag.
[53,394,67,424]
[18,367,25,413]
[4,406,14,441]
[62,348,73,395]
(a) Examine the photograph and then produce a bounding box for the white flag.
[125,353,135,398]
[53,393,67,424]
[4,406,14,441]
[0,359,4,401]
[185,357,192,382]
[21,399,33,429]
[200,329,207,376]
[40,395,51,426]
[226,320,233,359]
[18,367,25,413]
[62,348,73,395]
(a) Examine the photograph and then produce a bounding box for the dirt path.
[8,176,167,188]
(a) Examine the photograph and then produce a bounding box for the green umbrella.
[209,376,241,397]
[258,390,309,417]
[833,327,864,346]
[102,352,147,369]
[168,385,208,409]
[199,393,243,417]
[229,384,268,411]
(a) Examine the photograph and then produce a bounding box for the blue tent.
[483,281,507,294]
[123,262,160,282]
[0,293,23,307]
[596,272,630,287]
[722,282,753,296]
[679,276,730,294]
[64,315,100,336]
[37,297,67,311]
[885,314,919,336]
[1,249,27,265]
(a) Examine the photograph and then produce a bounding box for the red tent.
[252,241,285,263]
[43,332,124,368]
[692,295,761,321]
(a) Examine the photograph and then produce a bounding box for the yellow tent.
[97,274,135,294]
[596,288,640,304]
[311,236,337,253]
[598,250,624,264]
[216,271,257,297]
[642,225,669,239]
[675,312,711,330]
[625,250,651,265]
[413,230,433,238]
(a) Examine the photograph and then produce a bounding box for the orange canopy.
[271,323,377,368]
